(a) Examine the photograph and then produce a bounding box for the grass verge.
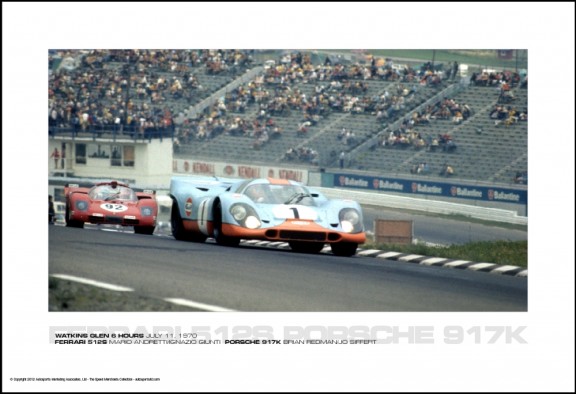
[48,278,199,312]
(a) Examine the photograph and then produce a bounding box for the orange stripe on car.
[182,220,213,235]
[222,220,366,244]
[267,178,291,185]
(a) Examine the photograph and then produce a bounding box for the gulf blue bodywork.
[169,176,364,234]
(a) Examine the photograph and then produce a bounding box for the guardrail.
[317,187,527,225]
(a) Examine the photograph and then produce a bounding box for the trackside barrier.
[317,187,528,226]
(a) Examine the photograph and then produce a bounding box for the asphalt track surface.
[49,221,527,312]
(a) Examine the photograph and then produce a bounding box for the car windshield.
[244,184,315,206]
[89,185,137,201]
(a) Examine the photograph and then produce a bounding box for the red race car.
[64,180,158,234]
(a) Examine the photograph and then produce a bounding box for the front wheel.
[65,204,84,228]
[330,242,358,257]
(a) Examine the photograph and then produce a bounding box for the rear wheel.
[289,241,325,254]
[213,201,240,247]
[330,242,358,257]
[171,201,206,242]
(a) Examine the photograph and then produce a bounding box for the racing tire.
[213,201,240,247]
[65,204,84,228]
[134,226,155,235]
[171,201,207,242]
[330,242,358,257]
[289,241,325,254]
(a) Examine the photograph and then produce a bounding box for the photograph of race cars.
[170,176,366,256]
[64,180,158,234]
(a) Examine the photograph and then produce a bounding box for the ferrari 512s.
[65,180,158,234]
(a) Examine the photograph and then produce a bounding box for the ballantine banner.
[333,173,527,205]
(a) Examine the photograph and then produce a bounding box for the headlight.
[75,200,88,211]
[339,208,362,233]
[342,210,360,225]
[230,203,260,229]
[141,207,153,216]
[245,216,261,229]
[230,205,247,221]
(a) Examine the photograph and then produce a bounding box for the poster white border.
[3,2,574,392]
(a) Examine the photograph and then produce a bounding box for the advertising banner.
[173,159,308,184]
[333,173,527,205]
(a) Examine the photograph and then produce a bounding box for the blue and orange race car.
[170,176,366,256]
[65,180,158,234]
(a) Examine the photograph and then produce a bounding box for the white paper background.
[3,2,575,392]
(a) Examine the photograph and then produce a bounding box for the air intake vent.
[279,231,327,241]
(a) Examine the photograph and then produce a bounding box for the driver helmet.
[246,185,265,202]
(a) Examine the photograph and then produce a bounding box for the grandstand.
[49,49,528,189]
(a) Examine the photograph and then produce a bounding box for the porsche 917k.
[170,176,366,256]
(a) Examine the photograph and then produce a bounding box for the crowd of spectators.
[172,96,284,151]
[469,70,523,88]
[48,49,254,138]
[410,162,431,175]
[337,128,357,146]
[283,146,319,165]
[490,104,527,127]
[50,49,453,167]
[469,70,528,105]
[53,50,531,175]
[263,53,446,86]
[172,53,450,162]
[260,53,445,121]
[375,96,470,152]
